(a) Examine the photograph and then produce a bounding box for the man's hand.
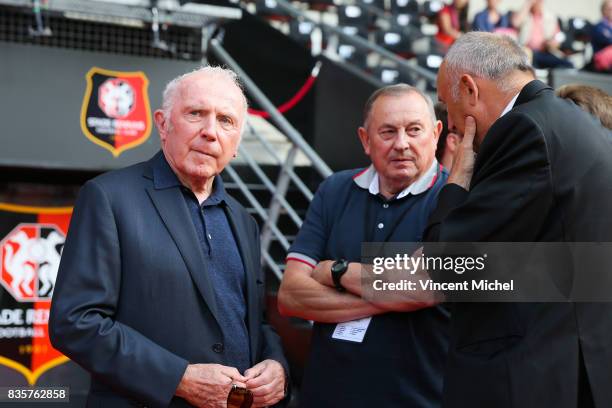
[448,116,477,190]
[244,359,286,407]
[175,363,246,408]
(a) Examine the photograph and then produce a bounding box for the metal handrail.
[237,144,303,228]
[245,121,315,201]
[224,165,291,250]
[273,0,437,85]
[209,37,333,179]
[262,251,284,281]
[260,145,299,256]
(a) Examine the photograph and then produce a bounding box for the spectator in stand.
[473,0,513,34]
[511,0,573,69]
[436,0,469,50]
[557,84,612,129]
[591,0,612,72]
[434,103,463,171]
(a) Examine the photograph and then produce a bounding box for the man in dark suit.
[49,67,288,408]
[426,32,612,408]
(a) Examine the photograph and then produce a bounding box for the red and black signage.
[81,67,152,157]
[0,204,72,385]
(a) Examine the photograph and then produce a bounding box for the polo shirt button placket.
[382,203,389,208]
[212,343,224,353]
[377,223,384,229]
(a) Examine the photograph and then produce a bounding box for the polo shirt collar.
[153,151,227,205]
[353,159,440,199]
[202,176,226,206]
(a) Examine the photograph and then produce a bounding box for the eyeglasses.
[227,384,253,408]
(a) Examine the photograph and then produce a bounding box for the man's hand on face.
[244,359,286,407]
[448,116,477,191]
[175,363,246,408]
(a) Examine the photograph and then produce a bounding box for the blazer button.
[212,343,224,353]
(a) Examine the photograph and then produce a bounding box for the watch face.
[332,260,347,273]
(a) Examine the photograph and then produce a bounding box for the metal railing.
[272,0,437,88]
[0,0,242,28]
[209,37,333,280]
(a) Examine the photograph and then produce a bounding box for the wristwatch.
[331,259,349,292]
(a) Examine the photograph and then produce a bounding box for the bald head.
[363,84,437,129]
[162,66,248,121]
[443,32,534,101]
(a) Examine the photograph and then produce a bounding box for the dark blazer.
[425,80,612,408]
[49,152,288,408]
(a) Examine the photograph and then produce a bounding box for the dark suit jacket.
[49,152,288,408]
[424,80,612,408]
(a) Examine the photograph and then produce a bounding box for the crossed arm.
[278,259,434,324]
[278,118,485,323]
[278,260,386,323]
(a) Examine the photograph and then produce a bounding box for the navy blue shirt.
[156,155,251,373]
[472,9,511,32]
[591,18,612,53]
[287,163,450,408]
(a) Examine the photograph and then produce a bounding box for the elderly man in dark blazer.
[49,67,288,408]
[427,32,612,408]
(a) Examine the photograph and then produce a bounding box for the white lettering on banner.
[87,117,112,128]
[0,309,49,326]
[86,117,145,137]
[113,119,145,130]
[0,327,45,339]
[26,309,49,325]
[0,309,24,325]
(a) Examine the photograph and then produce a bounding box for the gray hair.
[363,83,437,128]
[444,32,534,100]
[161,65,249,123]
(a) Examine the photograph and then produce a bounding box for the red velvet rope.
[248,62,321,118]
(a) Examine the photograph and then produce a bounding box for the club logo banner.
[0,204,72,385]
[81,67,152,157]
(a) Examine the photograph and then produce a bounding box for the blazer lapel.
[144,155,220,327]
[224,199,259,364]
[514,80,552,108]
[475,80,553,178]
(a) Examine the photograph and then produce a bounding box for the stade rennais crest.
[0,203,72,385]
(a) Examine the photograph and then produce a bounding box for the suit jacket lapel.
[514,80,552,108]
[224,199,259,364]
[474,80,553,179]
[144,155,221,327]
